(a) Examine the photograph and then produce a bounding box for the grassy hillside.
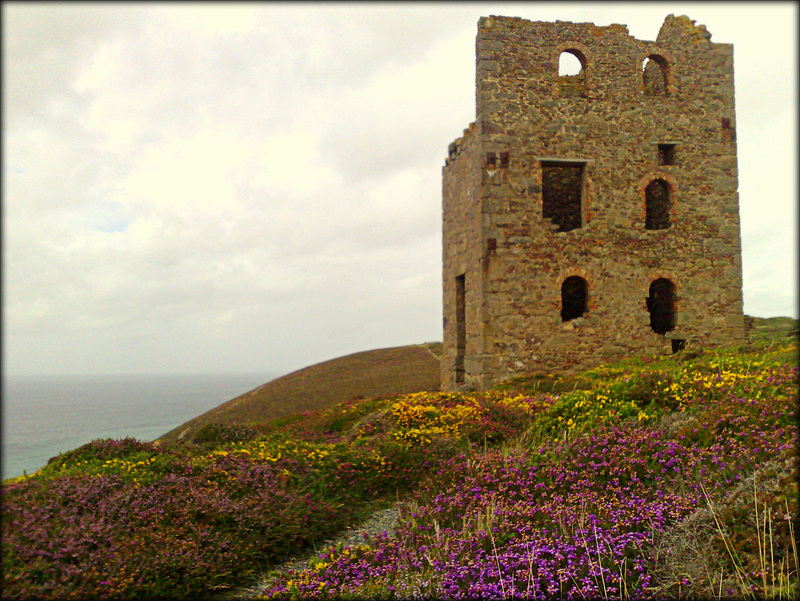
[156,343,442,446]
[155,316,796,447]
[1,319,796,600]
[746,315,799,343]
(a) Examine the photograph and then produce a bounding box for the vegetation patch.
[2,333,797,600]
[193,423,261,447]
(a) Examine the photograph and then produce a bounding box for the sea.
[2,372,277,482]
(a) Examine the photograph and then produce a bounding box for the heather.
[2,340,797,600]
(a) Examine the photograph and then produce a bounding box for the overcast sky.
[3,2,797,377]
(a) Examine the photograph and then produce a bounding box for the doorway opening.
[647,278,676,334]
[455,274,466,384]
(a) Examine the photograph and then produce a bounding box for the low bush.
[2,340,797,600]
[256,343,798,600]
[193,422,260,447]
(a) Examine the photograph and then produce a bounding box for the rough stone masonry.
[441,15,745,391]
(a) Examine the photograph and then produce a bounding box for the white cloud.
[122,131,249,216]
[3,3,797,376]
[245,132,341,198]
[317,23,474,174]
[156,3,265,36]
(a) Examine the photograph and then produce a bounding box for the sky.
[3,2,797,377]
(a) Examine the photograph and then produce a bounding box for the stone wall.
[441,14,745,391]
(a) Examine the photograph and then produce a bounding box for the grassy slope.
[241,321,798,600]
[155,343,442,446]
[157,316,795,446]
[747,315,798,342]
[2,317,796,600]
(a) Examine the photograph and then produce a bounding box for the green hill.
[746,314,799,342]
[155,343,442,446]
[157,315,795,447]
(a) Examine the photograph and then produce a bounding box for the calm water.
[2,373,276,481]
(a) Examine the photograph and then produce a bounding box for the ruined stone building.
[441,15,745,391]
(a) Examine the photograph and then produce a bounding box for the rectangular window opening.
[499,152,509,168]
[658,143,677,166]
[720,118,735,142]
[541,160,585,232]
[454,274,466,384]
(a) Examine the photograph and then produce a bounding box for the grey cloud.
[3,4,144,120]
[4,3,797,376]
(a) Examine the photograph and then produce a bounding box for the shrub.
[46,437,158,469]
[461,401,531,444]
[193,422,259,447]
[4,343,796,600]
[1,455,349,599]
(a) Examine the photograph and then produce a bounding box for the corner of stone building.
[442,13,744,392]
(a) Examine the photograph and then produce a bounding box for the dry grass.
[647,455,799,599]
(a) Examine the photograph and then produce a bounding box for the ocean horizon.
[2,372,277,481]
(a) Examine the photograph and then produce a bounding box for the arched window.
[645,179,671,230]
[647,278,676,334]
[642,55,668,96]
[559,50,587,98]
[561,276,588,322]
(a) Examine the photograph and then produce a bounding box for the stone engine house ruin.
[441,15,745,391]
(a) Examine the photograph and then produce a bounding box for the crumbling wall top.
[446,121,477,166]
[657,14,713,45]
[479,14,718,47]
[480,14,630,38]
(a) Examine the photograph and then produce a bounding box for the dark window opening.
[643,55,668,96]
[720,117,735,142]
[455,274,466,384]
[647,278,676,335]
[645,178,671,230]
[542,161,584,232]
[485,152,496,166]
[499,152,509,168]
[561,276,588,322]
[559,50,587,98]
[671,339,686,353]
[658,144,677,166]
